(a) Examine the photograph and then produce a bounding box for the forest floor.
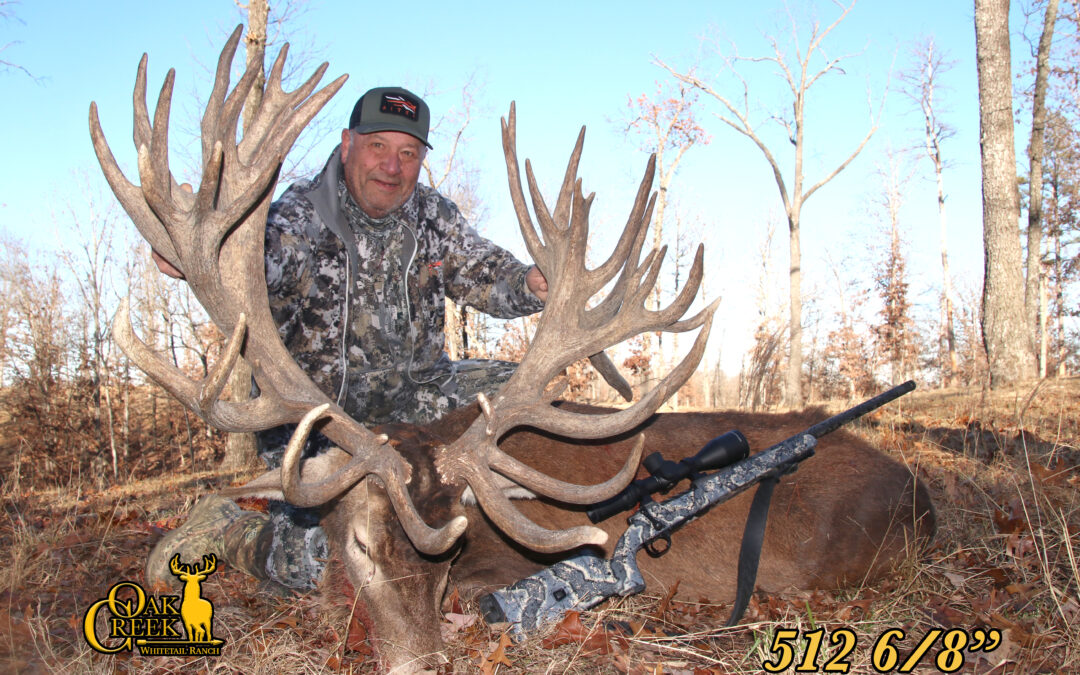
[2,378,1078,673]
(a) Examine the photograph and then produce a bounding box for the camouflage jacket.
[264,146,543,420]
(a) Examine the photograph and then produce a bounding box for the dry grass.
[2,378,1078,673]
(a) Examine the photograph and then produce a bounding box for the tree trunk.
[975,0,1036,386]
[1025,0,1058,376]
[786,89,806,408]
[223,1,269,470]
[935,161,959,386]
[786,211,803,406]
[445,298,464,360]
[240,1,268,133]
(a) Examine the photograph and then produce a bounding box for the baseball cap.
[348,87,432,149]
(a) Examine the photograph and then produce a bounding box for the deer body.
[309,403,933,670]
[455,406,933,601]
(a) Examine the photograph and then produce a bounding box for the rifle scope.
[587,429,750,523]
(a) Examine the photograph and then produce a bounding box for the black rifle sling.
[725,474,780,626]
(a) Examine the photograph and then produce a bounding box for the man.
[146,87,548,591]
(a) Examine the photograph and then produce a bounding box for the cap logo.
[380,93,419,121]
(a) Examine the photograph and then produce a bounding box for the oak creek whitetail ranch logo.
[82,554,224,657]
[380,92,419,120]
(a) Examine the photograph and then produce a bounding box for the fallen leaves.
[540,611,624,655]
[479,632,513,675]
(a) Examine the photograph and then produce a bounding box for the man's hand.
[526,265,548,302]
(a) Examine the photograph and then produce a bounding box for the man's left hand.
[526,265,548,303]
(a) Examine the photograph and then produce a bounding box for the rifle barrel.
[805,380,915,439]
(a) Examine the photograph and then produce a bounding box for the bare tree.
[621,82,708,400]
[624,82,709,317]
[659,0,880,406]
[1024,0,1060,378]
[740,218,787,410]
[421,74,493,361]
[975,0,1037,386]
[56,179,124,478]
[821,256,872,400]
[170,1,326,184]
[0,1,32,78]
[239,0,269,133]
[220,0,270,470]
[900,36,960,387]
[870,149,918,385]
[1041,110,1080,375]
[0,237,80,482]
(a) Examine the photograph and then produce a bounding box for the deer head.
[93,25,717,670]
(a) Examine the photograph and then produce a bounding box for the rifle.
[478,381,916,638]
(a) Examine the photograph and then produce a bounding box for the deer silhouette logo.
[168,554,222,644]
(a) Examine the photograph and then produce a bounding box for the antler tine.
[551,126,587,230]
[620,297,719,414]
[621,245,706,336]
[196,309,247,411]
[565,180,596,279]
[137,71,186,235]
[146,68,177,211]
[586,154,656,291]
[89,103,177,265]
[653,244,706,323]
[486,296,718,448]
[452,460,612,553]
[266,40,290,95]
[132,53,152,157]
[264,65,344,162]
[587,352,633,402]
[490,434,646,504]
[584,239,657,331]
[192,141,226,232]
[501,104,549,272]
[524,159,569,257]
[588,240,704,344]
[201,25,244,168]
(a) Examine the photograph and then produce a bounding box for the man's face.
[340,130,426,219]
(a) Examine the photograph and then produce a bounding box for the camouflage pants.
[255,358,518,589]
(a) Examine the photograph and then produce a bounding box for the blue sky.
[0,1,1042,373]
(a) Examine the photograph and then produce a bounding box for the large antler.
[433,103,720,552]
[92,26,465,554]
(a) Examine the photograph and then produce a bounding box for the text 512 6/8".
[762,627,1002,673]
